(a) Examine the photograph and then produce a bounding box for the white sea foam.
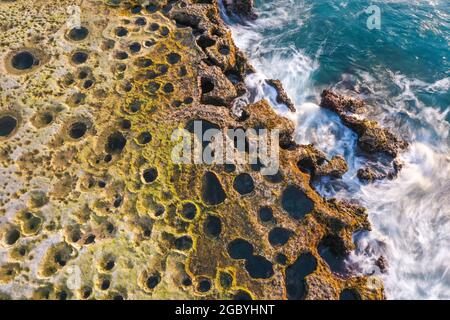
[221,0,450,299]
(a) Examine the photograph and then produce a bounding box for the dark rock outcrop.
[297,145,348,179]
[266,79,296,112]
[223,0,257,20]
[320,89,408,158]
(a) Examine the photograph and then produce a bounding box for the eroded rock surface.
[0,0,383,300]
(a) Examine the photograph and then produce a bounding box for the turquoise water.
[222,0,450,299]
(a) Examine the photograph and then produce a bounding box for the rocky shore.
[0,0,386,300]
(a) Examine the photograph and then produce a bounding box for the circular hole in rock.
[83,80,94,89]
[197,279,211,293]
[160,26,169,36]
[142,168,158,183]
[135,58,153,68]
[82,287,92,299]
[233,173,254,195]
[201,171,226,205]
[244,256,274,279]
[258,206,273,222]
[166,52,181,64]
[233,290,252,300]
[105,132,127,154]
[180,202,197,220]
[104,259,115,271]
[5,228,20,245]
[182,277,192,286]
[340,288,361,300]
[218,45,230,55]
[268,227,293,247]
[174,235,193,251]
[101,279,110,290]
[135,17,147,26]
[196,35,216,49]
[137,131,152,145]
[163,83,174,93]
[39,112,53,126]
[129,42,141,53]
[71,51,88,64]
[115,26,128,37]
[219,272,233,289]
[146,274,161,289]
[11,51,36,70]
[69,122,87,139]
[130,5,142,14]
[115,51,128,60]
[281,185,314,220]
[145,4,158,13]
[68,26,89,41]
[227,239,253,260]
[204,215,221,238]
[150,22,160,31]
[0,115,18,137]
[120,119,131,130]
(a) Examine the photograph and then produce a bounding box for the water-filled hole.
[233,290,252,300]
[268,227,293,247]
[67,26,89,41]
[281,185,314,220]
[180,202,197,220]
[340,288,361,300]
[69,122,87,139]
[244,256,274,279]
[201,77,214,94]
[142,168,158,183]
[137,132,152,145]
[0,115,17,137]
[233,173,254,195]
[201,171,226,205]
[146,273,161,289]
[105,132,126,154]
[174,235,193,250]
[71,51,88,64]
[163,83,174,93]
[11,51,36,70]
[197,279,211,293]
[227,239,253,260]
[204,215,221,238]
[197,35,216,49]
[115,26,128,37]
[166,52,181,64]
[258,206,273,222]
[5,228,20,245]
